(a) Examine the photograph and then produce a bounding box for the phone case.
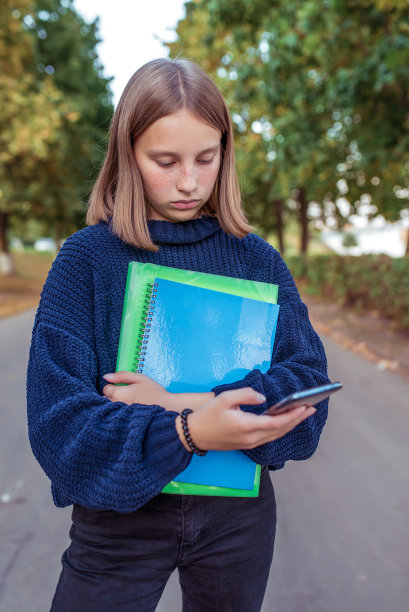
[265,382,342,415]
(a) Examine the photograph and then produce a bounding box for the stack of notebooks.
[116,262,280,497]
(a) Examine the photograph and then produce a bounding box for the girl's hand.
[176,387,316,452]
[102,372,214,412]
[103,372,171,408]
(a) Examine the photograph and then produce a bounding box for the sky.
[73,0,187,105]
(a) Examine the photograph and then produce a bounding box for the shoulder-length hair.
[87,57,252,250]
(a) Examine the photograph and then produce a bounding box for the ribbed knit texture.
[27,216,329,512]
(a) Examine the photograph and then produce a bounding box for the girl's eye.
[157,161,175,168]
[197,158,213,165]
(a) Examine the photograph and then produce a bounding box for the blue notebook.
[137,278,280,490]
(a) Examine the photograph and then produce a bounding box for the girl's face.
[134,108,222,222]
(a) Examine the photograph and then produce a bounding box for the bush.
[286,254,409,331]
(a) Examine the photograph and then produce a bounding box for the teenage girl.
[27,58,330,612]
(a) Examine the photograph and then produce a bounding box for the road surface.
[0,310,408,611]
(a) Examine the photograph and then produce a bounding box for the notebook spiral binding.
[133,282,158,373]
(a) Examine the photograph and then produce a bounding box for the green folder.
[116,262,278,497]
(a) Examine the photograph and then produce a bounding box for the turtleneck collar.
[147,216,221,245]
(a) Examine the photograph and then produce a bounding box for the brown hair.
[87,58,252,250]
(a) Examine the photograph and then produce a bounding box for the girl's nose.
[176,165,197,192]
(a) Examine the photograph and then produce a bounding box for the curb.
[310,315,408,380]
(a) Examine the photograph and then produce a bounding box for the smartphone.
[264,382,342,416]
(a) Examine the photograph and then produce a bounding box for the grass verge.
[0,252,54,319]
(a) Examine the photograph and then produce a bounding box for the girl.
[27,58,330,612]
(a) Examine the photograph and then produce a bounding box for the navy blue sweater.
[27,216,329,512]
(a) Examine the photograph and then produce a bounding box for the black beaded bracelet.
[180,408,208,456]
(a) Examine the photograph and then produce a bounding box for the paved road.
[1,310,408,611]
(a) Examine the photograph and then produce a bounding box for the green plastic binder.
[116,263,279,497]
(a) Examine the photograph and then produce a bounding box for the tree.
[167,0,342,252]
[0,0,113,274]
[322,0,409,250]
[168,0,409,252]
[21,0,113,243]
[0,0,63,272]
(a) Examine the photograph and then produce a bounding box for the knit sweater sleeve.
[26,236,191,512]
[212,238,330,469]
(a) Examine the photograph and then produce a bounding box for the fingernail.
[256,392,266,402]
[103,373,115,380]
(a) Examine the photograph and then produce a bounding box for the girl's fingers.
[235,405,316,449]
[252,406,317,438]
[256,405,316,428]
[229,404,313,428]
[102,382,135,403]
[102,384,114,398]
[216,387,266,408]
[103,371,142,384]
[190,391,316,451]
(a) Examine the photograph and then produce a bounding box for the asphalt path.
[0,309,408,612]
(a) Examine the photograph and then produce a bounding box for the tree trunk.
[297,187,309,254]
[405,227,409,256]
[0,212,16,275]
[273,199,285,254]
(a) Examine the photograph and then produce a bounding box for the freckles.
[200,168,219,186]
[144,169,173,192]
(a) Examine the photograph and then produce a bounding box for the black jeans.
[51,468,276,612]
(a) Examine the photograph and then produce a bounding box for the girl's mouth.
[171,200,200,209]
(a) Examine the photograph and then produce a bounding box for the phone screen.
[264,382,342,415]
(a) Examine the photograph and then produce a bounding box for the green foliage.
[287,253,409,330]
[0,1,63,210]
[24,0,114,236]
[0,0,113,256]
[167,0,409,250]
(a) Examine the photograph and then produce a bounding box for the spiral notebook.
[116,263,279,497]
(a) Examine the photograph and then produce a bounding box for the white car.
[34,238,56,252]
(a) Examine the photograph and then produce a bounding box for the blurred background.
[1,1,409,611]
[1,0,409,336]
